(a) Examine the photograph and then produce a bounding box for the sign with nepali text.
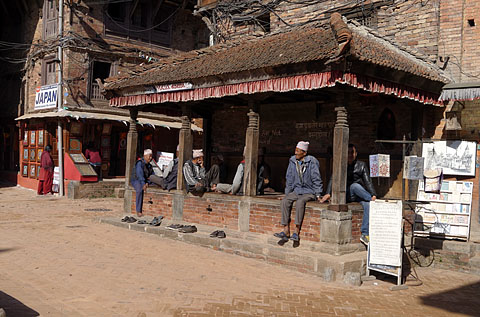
[154,82,193,93]
[35,84,58,110]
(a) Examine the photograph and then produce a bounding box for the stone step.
[99,216,367,285]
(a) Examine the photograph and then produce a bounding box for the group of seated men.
[131,141,375,245]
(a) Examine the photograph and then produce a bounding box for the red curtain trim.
[110,71,443,107]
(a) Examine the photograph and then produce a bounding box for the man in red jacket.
[38,145,54,195]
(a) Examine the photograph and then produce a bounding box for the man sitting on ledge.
[183,149,219,196]
[274,141,324,242]
[321,144,376,245]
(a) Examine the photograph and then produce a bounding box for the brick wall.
[183,195,239,229]
[131,188,367,243]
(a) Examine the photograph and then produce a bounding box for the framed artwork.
[38,130,44,146]
[23,131,28,145]
[22,164,28,176]
[30,149,36,161]
[101,136,110,147]
[69,138,82,152]
[30,131,36,146]
[70,153,87,163]
[23,148,28,160]
[102,148,111,160]
[423,141,477,176]
[102,123,112,135]
[37,149,43,162]
[70,122,83,135]
[29,164,36,178]
[37,165,41,178]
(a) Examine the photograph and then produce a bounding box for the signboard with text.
[35,84,58,110]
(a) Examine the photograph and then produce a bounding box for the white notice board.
[369,200,403,267]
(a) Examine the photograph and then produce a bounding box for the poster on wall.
[38,130,44,146]
[423,141,476,176]
[30,131,36,146]
[369,154,390,177]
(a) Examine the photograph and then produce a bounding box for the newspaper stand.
[366,199,406,290]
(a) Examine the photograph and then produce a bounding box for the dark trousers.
[281,192,316,227]
[188,164,220,196]
[132,181,144,213]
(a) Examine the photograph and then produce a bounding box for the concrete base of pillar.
[124,188,133,214]
[238,199,251,232]
[320,209,352,245]
[172,191,185,221]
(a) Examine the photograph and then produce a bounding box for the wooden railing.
[91,82,105,100]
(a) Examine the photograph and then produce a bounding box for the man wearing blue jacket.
[131,149,154,217]
[275,141,323,242]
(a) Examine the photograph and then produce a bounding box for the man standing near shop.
[321,144,376,245]
[131,149,154,217]
[37,145,54,196]
[274,141,323,242]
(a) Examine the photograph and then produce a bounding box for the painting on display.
[38,130,44,146]
[23,131,28,145]
[29,164,36,178]
[101,136,110,148]
[30,131,36,146]
[37,149,43,162]
[30,149,36,161]
[369,154,390,177]
[23,148,28,160]
[423,141,477,176]
[403,156,425,180]
[22,164,28,176]
[69,138,81,152]
[37,165,41,178]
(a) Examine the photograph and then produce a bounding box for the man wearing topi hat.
[274,141,324,242]
[183,149,220,196]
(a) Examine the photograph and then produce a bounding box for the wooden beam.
[130,0,140,19]
[152,0,165,20]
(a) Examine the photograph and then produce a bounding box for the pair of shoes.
[149,216,163,226]
[209,230,226,238]
[166,224,184,230]
[273,232,290,241]
[290,233,300,242]
[121,216,137,223]
[137,220,148,225]
[360,234,369,245]
[179,225,197,233]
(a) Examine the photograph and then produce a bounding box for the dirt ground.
[0,184,479,316]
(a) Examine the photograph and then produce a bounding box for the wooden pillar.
[176,115,192,191]
[124,109,138,188]
[330,106,349,210]
[243,109,259,196]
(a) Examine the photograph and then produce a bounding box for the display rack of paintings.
[414,181,473,240]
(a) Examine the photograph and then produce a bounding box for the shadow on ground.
[0,291,39,317]
[419,281,480,316]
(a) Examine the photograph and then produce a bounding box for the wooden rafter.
[152,0,165,20]
[130,0,140,19]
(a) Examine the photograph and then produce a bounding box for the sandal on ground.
[149,217,162,226]
[137,220,148,224]
[209,230,220,237]
[121,216,129,222]
[126,217,137,223]
[273,232,289,240]
[217,231,226,239]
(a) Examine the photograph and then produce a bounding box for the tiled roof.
[104,15,450,91]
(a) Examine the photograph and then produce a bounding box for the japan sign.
[35,84,58,110]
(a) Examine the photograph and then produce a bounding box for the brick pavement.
[0,184,479,316]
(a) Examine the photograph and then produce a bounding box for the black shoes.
[166,224,184,230]
[149,216,163,226]
[121,216,138,223]
[210,230,226,238]
[178,225,197,233]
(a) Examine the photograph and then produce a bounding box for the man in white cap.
[131,149,154,217]
[183,149,220,196]
[274,141,324,243]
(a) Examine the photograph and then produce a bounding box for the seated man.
[131,149,154,217]
[275,141,323,242]
[149,146,179,191]
[321,144,376,245]
[183,149,219,196]
[257,147,271,195]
